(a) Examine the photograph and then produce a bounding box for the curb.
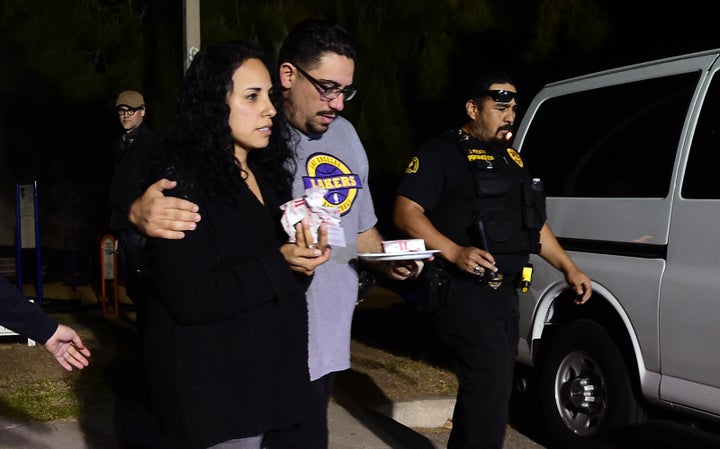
[375,397,456,429]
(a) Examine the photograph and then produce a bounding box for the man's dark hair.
[466,69,517,102]
[278,19,357,69]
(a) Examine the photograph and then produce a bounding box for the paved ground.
[0,385,544,449]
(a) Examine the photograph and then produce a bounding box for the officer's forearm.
[539,223,579,274]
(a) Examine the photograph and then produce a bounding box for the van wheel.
[538,320,645,449]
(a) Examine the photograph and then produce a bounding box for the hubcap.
[554,350,607,436]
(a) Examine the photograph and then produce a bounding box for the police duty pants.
[432,276,519,449]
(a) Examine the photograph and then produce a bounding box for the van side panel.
[545,198,670,244]
[515,50,720,425]
[519,251,664,372]
[658,66,720,414]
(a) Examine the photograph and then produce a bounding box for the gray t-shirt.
[290,116,377,381]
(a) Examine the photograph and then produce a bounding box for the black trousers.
[116,229,149,333]
[262,372,335,449]
[432,275,519,449]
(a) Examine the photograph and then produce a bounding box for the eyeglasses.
[293,64,357,101]
[117,107,143,117]
[479,90,517,103]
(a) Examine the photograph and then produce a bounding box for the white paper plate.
[357,250,440,261]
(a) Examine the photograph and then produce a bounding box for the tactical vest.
[455,129,546,255]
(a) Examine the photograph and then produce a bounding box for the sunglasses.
[479,90,517,103]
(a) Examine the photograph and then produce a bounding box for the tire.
[538,319,645,449]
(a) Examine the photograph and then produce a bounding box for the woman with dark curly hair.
[143,41,311,449]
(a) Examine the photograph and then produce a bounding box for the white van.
[513,48,720,448]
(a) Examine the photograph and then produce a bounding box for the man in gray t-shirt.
[285,117,377,382]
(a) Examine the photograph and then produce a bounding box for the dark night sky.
[481,4,718,103]
[402,3,720,147]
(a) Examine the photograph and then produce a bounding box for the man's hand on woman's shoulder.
[129,179,201,239]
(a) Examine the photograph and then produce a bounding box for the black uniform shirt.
[397,130,476,247]
[396,129,532,274]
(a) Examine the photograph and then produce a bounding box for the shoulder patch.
[506,148,523,168]
[405,156,420,174]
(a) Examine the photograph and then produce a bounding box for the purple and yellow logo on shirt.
[303,152,361,216]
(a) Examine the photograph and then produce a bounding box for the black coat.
[145,163,311,449]
[109,122,161,232]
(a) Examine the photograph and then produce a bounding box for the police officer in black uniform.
[393,70,592,449]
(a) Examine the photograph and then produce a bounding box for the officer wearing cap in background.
[393,70,592,449]
[110,90,160,335]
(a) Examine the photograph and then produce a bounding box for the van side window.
[522,72,699,198]
[683,71,720,199]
